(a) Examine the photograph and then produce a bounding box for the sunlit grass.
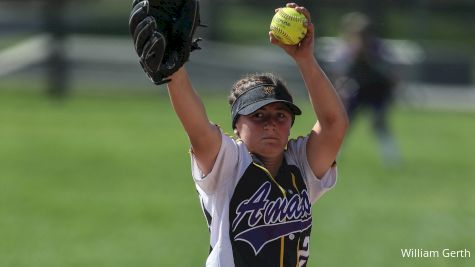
[0,88,473,266]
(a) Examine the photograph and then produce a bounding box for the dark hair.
[228,73,293,107]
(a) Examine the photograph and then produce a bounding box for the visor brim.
[237,99,302,116]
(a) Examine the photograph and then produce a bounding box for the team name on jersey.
[231,181,312,254]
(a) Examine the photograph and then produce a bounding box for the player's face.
[235,102,292,158]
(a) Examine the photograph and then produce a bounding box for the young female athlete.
[166,3,348,266]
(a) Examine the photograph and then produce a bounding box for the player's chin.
[260,141,286,154]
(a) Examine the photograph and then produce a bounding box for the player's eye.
[252,112,264,119]
[277,112,289,120]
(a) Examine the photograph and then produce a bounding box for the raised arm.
[296,55,348,178]
[270,3,348,178]
[128,0,220,175]
[167,67,222,176]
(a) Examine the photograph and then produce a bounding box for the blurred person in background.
[334,12,401,166]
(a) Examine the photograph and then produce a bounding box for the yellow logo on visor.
[263,86,274,96]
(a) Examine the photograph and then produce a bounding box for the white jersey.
[191,132,337,267]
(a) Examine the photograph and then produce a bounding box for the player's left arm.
[270,3,349,178]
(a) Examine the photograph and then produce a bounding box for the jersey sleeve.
[190,131,243,195]
[286,136,338,203]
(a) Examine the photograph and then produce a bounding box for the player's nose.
[263,116,277,130]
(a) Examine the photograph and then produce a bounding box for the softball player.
[166,3,348,266]
[334,12,400,166]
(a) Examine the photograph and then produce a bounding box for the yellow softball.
[270,7,308,45]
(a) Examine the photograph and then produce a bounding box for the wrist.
[295,55,318,69]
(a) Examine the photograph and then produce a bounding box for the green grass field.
[1,88,474,267]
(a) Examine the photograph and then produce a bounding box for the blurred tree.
[42,0,70,98]
[200,0,224,40]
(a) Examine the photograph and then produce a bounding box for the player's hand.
[269,3,314,63]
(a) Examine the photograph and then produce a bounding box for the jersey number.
[298,236,310,266]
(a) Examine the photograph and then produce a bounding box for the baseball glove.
[129,0,204,85]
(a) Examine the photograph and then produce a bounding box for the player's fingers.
[269,32,285,47]
[303,20,315,37]
[134,16,156,55]
[306,21,315,32]
[301,23,315,45]
[269,31,278,44]
[286,3,298,8]
[295,6,311,24]
[269,31,296,51]
[275,8,281,13]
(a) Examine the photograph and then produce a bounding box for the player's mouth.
[262,136,280,141]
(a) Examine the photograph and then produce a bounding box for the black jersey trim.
[200,198,212,230]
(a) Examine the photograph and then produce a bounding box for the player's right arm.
[166,67,222,176]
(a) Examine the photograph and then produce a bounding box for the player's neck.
[253,154,284,178]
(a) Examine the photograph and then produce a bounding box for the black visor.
[231,83,302,129]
